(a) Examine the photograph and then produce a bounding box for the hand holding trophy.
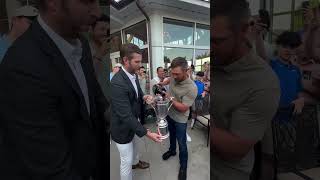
[147,85,174,140]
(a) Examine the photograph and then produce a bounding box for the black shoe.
[162,151,176,160]
[178,167,187,180]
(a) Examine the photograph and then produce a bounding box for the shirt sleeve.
[230,88,280,142]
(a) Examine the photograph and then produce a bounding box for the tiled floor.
[110,122,210,180]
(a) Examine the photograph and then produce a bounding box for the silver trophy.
[150,95,173,140]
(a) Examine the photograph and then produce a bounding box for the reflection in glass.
[195,49,210,72]
[164,47,193,69]
[110,32,122,53]
[195,24,210,47]
[163,18,194,45]
[272,14,292,42]
[123,21,147,46]
[141,48,149,63]
[273,0,292,13]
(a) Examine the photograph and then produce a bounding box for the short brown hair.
[120,43,142,64]
[170,57,188,70]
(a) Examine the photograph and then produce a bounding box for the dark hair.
[139,66,145,70]
[196,71,205,77]
[92,14,109,28]
[156,67,164,72]
[191,64,195,70]
[120,43,142,63]
[170,57,188,70]
[276,31,302,48]
[212,0,250,31]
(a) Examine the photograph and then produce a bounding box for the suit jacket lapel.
[135,76,144,98]
[79,38,96,119]
[119,69,138,101]
[31,20,92,127]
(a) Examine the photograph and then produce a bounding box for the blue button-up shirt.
[0,35,12,63]
[270,58,302,108]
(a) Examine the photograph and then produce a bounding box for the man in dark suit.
[111,43,162,180]
[0,0,109,180]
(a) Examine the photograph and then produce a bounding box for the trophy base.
[160,133,169,140]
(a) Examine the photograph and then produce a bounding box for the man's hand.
[292,97,305,114]
[302,6,314,25]
[158,77,170,86]
[146,130,162,142]
[143,95,154,104]
[248,18,268,40]
[165,92,174,101]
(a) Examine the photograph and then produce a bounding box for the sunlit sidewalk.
[110,122,210,180]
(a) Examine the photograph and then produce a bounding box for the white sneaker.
[190,119,195,128]
[186,133,192,142]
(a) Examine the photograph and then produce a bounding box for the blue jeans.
[167,116,188,169]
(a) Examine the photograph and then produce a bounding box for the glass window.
[163,18,194,46]
[249,0,261,15]
[110,31,122,53]
[195,24,210,47]
[141,48,149,63]
[164,47,193,68]
[195,49,210,72]
[273,14,292,35]
[273,0,292,13]
[295,0,308,10]
[123,21,147,46]
[19,0,39,7]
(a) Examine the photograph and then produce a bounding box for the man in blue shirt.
[190,71,206,128]
[270,31,304,115]
[0,6,38,63]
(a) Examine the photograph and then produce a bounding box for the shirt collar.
[274,57,296,69]
[173,77,189,85]
[123,67,136,81]
[37,15,82,61]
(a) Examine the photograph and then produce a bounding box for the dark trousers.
[167,116,188,169]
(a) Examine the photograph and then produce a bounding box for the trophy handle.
[150,103,157,115]
[167,98,174,111]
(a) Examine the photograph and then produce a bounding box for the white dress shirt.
[38,15,90,114]
[123,67,138,98]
